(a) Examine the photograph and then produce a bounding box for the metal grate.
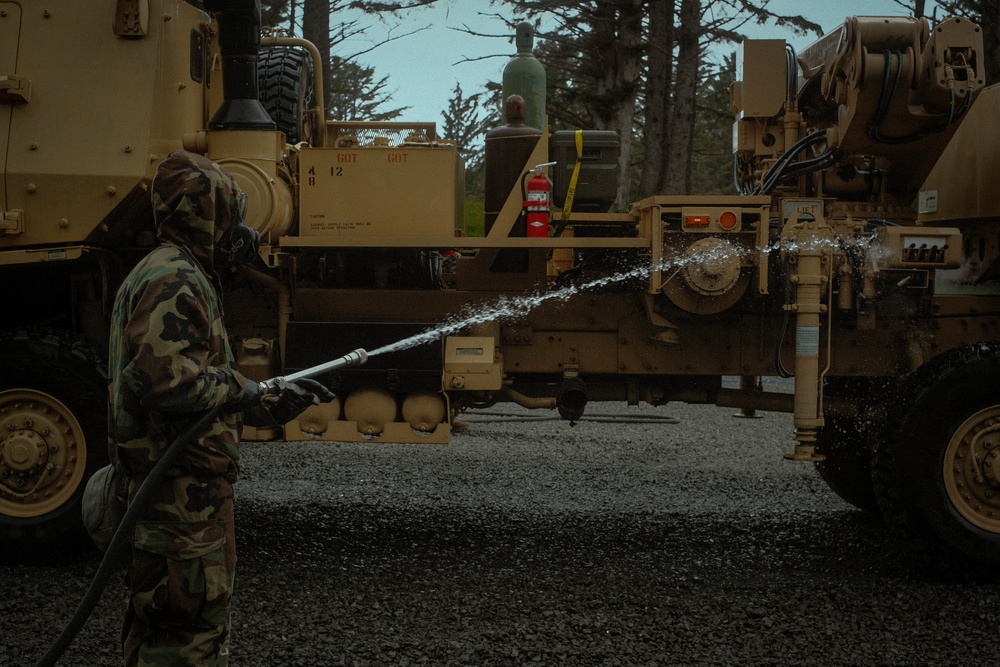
[327,121,439,148]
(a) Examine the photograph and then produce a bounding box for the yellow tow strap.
[560,129,584,222]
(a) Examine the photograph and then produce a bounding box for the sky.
[332,1,944,125]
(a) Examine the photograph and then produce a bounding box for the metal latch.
[0,210,23,235]
[0,76,31,104]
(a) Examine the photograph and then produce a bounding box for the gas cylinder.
[502,22,547,133]
[484,96,542,272]
[484,95,542,236]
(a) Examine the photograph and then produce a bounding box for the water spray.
[362,233,882,361]
[364,260,677,358]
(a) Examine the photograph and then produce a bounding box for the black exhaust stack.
[204,0,275,130]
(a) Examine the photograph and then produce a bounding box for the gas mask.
[214,191,261,275]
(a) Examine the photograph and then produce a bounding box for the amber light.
[685,215,710,227]
[719,211,738,229]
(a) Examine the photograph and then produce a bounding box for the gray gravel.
[4,402,999,666]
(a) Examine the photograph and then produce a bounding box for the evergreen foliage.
[440,82,499,198]
[326,56,407,121]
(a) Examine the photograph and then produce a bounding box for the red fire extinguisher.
[524,167,551,238]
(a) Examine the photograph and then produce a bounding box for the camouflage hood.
[152,150,243,275]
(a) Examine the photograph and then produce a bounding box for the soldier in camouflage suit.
[108,151,333,667]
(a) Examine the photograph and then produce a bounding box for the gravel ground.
[4,402,999,666]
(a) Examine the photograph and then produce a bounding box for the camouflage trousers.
[122,474,236,667]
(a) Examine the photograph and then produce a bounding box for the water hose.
[34,347,369,666]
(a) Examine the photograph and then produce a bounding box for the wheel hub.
[680,237,741,296]
[0,389,86,518]
[2,429,48,472]
[944,407,1000,533]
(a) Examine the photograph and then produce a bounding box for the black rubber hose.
[34,405,227,667]
[753,131,826,195]
[775,257,795,379]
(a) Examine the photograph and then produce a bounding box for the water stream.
[365,233,883,359]
[366,259,660,358]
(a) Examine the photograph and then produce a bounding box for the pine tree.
[326,56,407,121]
[441,84,496,167]
[289,0,421,121]
[690,57,737,195]
[260,0,289,28]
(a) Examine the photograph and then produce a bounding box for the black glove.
[228,377,262,413]
[263,378,336,424]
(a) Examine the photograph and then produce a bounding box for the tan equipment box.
[298,140,464,238]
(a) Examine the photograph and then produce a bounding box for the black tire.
[813,378,888,513]
[257,46,315,145]
[873,342,1000,580]
[0,329,108,552]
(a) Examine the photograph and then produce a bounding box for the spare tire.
[258,46,315,145]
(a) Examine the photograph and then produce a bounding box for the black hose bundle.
[755,131,830,195]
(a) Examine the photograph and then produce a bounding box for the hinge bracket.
[0,76,30,103]
[1,210,23,235]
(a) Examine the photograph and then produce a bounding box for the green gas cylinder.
[502,22,547,133]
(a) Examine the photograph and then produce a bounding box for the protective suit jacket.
[108,151,254,482]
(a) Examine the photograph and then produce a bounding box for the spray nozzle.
[258,347,368,395]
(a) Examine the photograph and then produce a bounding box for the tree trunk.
[662,0,701,195]
[981,0,1000,84]
[639,0,676,198]
[588,0,644,209]
[302,0,331,111]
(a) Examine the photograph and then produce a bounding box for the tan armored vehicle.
[1,1,998,578]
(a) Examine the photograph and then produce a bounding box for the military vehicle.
[1,1,998,578]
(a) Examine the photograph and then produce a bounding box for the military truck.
[1,1,998,578]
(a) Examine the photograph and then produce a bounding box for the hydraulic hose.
[34,405,226,667]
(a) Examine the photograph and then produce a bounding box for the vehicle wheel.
[0,329,108,551]
[813,378,888,513]
[258,46,315,145]
[873,342,1000,580]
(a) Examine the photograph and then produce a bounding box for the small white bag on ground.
[81,464,126,552]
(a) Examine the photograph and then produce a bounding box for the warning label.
[306,220,373,233]
[796,326,820,357]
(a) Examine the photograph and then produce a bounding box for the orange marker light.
[685,215,710,227]
[719,211,738,230]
